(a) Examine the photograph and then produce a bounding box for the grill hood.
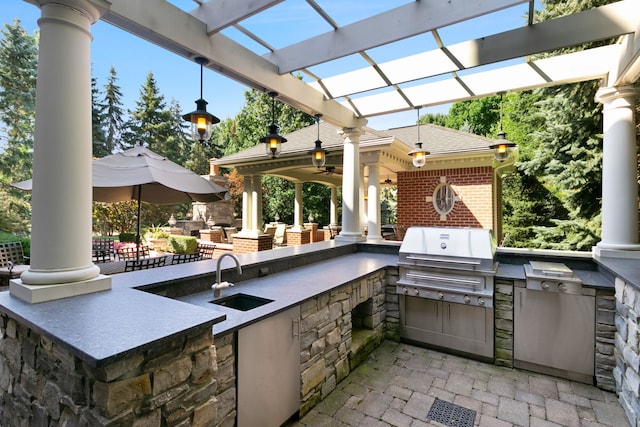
[399,227,496,273]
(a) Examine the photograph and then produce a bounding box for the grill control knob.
[403,287,408,294]
[438,292,445,300]
[477,297,485,306]
[414,288,420,296]
[558,283,567,292]
[541,281,550,290]
[463,295,471,304]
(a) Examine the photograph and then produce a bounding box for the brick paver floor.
[293,341,628,427]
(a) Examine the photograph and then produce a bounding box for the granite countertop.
[0,242,397,367]
[176,252,398,336]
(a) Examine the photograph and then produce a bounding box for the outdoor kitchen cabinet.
[237,305,301,427]
[400,295,494,359]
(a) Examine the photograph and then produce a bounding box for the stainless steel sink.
[210,293,273,311]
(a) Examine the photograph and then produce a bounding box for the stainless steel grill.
[397,227,497,359]
[397,227,497,307]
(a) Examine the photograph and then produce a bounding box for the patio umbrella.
[14,145,227,258]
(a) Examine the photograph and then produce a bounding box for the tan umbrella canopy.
[14,145,227,255]
[14,145,226,203]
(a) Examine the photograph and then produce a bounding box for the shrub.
[118,232,136,243]
[166,236,197,254]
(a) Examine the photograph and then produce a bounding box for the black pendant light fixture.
[260,91,287,159]
[182,57,220,144]
[310,114,327,168]
[489,92,516,162]
[408,106,429,168]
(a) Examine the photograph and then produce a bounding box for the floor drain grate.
[427,398,476,427]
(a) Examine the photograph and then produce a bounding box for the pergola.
[14,0,640,302]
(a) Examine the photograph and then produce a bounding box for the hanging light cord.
[416,107,421,142]
[499,92,504,132]
[200,62,204,99]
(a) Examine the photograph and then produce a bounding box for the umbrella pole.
[136,185,142,260]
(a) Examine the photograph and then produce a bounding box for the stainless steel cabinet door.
[514,288,594,377]
[238,305,301,427]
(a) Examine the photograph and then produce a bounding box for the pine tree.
[122,71,173,152]
[0,19,38,233]
[102,66,125,153]
[91,76,109,157]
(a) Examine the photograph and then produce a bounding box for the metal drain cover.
[427,398,476,427]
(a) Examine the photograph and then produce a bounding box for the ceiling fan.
[380,175,395,185]
[314,166,342,175]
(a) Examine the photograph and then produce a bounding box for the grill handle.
[405,255,481,265]
[406,272,482,287]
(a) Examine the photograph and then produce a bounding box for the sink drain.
[427,398,476,427]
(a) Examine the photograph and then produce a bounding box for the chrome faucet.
[212,253,243,298]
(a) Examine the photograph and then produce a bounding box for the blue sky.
[2,1,537,132]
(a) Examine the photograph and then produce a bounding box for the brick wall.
[232,234,273,254]
[397,167,494,230]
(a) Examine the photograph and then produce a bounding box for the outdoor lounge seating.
[0,242,29,286]
[124,255,167,272]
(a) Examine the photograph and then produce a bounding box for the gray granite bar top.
[176,252,398,336]
[595,256,640,289]
[0,286,223,367]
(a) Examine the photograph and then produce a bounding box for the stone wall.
[0,314,218,426]
[385,266,400,341]
[495,278,516,368]
[614,277,640,427]
[299,270,386,416]
[596,288,616,391]
[212,333,236,427]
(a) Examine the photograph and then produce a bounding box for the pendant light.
[260,92,287,159]
[489,92,516,162]
[408,107,429,168]
[182,57,220,144]
[310,114,327,168]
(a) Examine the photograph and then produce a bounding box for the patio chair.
[124,255,167,272]
[197,242,216,259]
[92,237,115,263]
[273,224,287,246]
[0,242,29,286]
[170,252,202,265]
[117,245,150,260]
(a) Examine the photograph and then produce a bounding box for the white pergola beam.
[101,0,363,128]
[266,0,528,74]
[447,0,637,69]
[189,0,283,35]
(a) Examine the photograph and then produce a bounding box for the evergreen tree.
[102,66,126,153]
[122,72,173,152]
[91,76,109,157]
[0,19,38,233]
[513,0,619,250]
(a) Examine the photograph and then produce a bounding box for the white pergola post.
[336,128,365,242]
[12,0,111,303]
[329,186,338,226]
[241,175,253,233]
[594,85,640,256]
[292,182,303,231]
[367,162,383,240]
[252,175,263,234]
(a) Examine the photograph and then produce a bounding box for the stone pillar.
[367,162,383,240]
[292,181,303,231]
[595,85,640,255]
[251,175,262,234]
[336,128,365,242]
[241,175,252,233]
[12,0,111,302]
[330,186,338,227]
